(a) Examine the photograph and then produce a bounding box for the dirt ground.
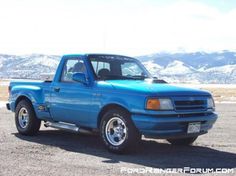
[0,104,235,176]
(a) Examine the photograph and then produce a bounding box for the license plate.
[187,122,201,134]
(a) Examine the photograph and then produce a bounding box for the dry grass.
[0,80,9,101]
[0,85,8,101]
[200,87,236,102]
[0,80,235,102]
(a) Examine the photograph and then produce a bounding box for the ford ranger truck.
[6,54,218,153]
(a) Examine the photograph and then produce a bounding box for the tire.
[167,137,198,145]
[15,99,41,135]
[100,108,141,154]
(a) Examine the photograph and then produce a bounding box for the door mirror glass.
[72,73,87,84]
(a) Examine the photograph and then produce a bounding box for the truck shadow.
[13,129,236,169]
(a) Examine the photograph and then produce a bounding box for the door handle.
[53,87,60,92]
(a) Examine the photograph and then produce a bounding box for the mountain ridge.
[0,52,236,83]
[138,51,236,83]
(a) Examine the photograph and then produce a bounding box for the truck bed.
[10,79,52,88]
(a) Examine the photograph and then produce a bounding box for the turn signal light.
[146,99,160,110]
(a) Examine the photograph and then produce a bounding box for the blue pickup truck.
[6,54,218,153]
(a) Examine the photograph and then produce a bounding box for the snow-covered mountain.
[139,51,236,84]
[0,51,236,83]
[0,54,60,79]
[159,60,197,75]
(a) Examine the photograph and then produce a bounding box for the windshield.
[88,55,152,80]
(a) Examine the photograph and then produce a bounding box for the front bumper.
[131,112,218,139]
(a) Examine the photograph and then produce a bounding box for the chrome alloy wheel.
[105,117,127,146]
[18,107,29,128]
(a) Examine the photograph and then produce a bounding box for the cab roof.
[62,53,136,60]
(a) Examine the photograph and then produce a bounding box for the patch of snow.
[216,56,225,60]
[0,101,7,108]
[215,101,236,104]
[205,64,236,74]
[0,80,9,86]
[142,61,162,76]
[159,60,196,75]
[22,56,59,67]
[197,67,207,72]
[174,84,236,89]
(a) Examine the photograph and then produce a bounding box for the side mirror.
[72,73,87,84]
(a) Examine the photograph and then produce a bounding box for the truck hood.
[105,80,211,96]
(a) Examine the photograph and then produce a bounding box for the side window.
[121,62,143,76]
[61,58,87,82]
[91,61,110,74]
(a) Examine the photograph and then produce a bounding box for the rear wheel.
[15,100,41,135]
[167,137,198,145]
[100,108,141,154]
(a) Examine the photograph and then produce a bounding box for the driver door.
[50,57,93,126]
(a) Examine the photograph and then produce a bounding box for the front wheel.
[100,108,141,154]
[15,100,41,135]
[167,137,198,145]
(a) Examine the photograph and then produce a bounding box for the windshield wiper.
[99,75,136,80]
[98,75,150,80]
[128,75,149,80]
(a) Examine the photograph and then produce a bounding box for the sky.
[0,0,236,56]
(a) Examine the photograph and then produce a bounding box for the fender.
[10,85,45,111]
[102,97,130,111]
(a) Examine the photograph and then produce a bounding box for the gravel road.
[0,104,236,176]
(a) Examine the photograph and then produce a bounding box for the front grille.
[175,100,204,106]
[173,97,207,111]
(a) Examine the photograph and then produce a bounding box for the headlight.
[207,97,215,109]
[146,98,173,110]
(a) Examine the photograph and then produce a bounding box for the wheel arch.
[97,103,131,128]
[15,95,33,109]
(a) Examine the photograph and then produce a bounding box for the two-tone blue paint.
[7,54,218,138]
